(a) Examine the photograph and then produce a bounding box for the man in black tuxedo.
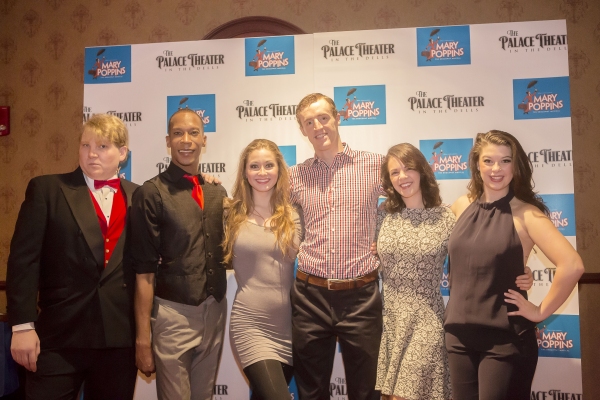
[6,114,138,400]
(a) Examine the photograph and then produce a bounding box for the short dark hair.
[168,108,204,133]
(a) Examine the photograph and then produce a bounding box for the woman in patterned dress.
[374,143,453,400]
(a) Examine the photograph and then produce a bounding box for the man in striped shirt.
[290,93,384,400]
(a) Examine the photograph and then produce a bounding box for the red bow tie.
[94,178,120,190]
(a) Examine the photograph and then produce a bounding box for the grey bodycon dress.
[229,212,301,368]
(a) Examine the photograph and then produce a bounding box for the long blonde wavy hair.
[222,139,298,266]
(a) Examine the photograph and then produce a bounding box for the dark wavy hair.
[467,130,548,215]
[381,143,441,213]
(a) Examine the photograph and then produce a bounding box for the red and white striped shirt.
[290,144,384,279]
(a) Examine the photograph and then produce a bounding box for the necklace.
[252,208,270,226]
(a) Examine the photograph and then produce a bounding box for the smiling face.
[166,111,206,175]
[387,155,423,209]
[478,143,513,199]
[245,148,279,195]
[297,98,342,158]
[79,128,127,180]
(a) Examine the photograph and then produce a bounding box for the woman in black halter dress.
[444,130,584,400]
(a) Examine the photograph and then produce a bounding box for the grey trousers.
[152,295,227,400]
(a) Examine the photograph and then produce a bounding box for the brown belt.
[296,269,379,291]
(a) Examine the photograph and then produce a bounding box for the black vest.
[150,163,227,305]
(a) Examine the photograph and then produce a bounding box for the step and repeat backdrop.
[83,19,580,400]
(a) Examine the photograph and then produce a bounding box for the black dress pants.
[25,347,137,400]
[445,327,538,400]
[291,279,382,400]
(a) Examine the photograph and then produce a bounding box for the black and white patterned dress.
[375,206,454,400]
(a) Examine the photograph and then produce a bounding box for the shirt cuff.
[12,322,35,332]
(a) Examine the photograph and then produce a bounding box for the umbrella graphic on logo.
[339,89,358,121]
[250,39,268,69]
[88,48,106,79]
[518,81,538,114]
[422,30,441,60]
[430,141,444,166]
[178,97,189,109]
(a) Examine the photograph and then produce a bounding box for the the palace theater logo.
[408,90,485,114]
[513,77,571,120]
[330,376,347,399]
[540,193,575,236]
[213,384,228,400]
[156,49,224,72]
[106,110,142,127]
[84,45,131,84]
[531,389,581,400]
[245,36,295,76]
[236,99,297,122]
[532,264,556,288]
[499,28,567,53]
[321,38,395,62]
[82,107,142,127]
[536,314,580,359]
[333,85,386,126]
[528,148,572,169]
[166,94,216,133]
[156,156,170,174]
[83,106,92,122]
[419,139,472,180]
[416,26,471,67]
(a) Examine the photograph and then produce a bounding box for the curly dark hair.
[467,130,548,215]
[380,143,441,213]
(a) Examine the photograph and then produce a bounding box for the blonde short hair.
[82,114,129,149]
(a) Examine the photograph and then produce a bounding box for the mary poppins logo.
[84,46,132,84]
[333,85,387,126]
[245,36,295,77]
[417,26,471,67]
[513,77,570,120]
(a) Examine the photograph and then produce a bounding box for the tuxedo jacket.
[7,168,139,349]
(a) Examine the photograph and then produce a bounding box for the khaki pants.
[151,295,227,400]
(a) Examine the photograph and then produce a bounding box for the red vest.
[89,186,126,267]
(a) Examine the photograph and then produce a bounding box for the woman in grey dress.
[223,139,301,400]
